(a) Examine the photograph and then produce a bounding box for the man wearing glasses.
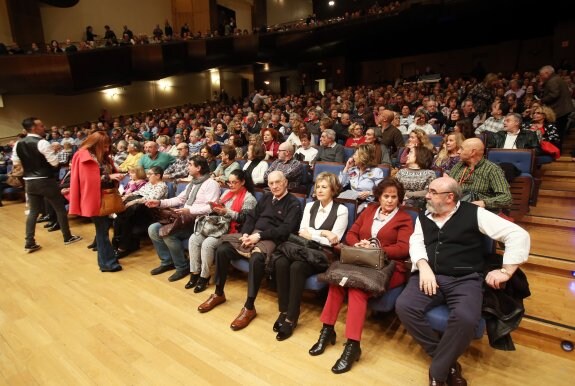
[163,143,190,179]
[396,176,530,386]
[264,142,303,190]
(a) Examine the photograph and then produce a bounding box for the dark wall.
[6,0,44,46]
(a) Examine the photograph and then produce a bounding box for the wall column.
[5,0,44,46]
[172,0,214,36]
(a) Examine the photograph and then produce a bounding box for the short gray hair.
[446,178,462,202]
[323,129,336,141]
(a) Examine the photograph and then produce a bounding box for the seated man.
[139,141,175,172]
[264,142,304,190]
[396,176,530,386]
[485,113,540,154]
[313,129,345,164]
[197,171,302,331]
[448,138,512,211]
[163,143,190,179]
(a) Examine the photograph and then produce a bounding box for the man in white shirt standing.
[396,176,529,386]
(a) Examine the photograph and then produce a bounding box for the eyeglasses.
[427,189,451,196]
[227,180,241,185]
[278,149,288,153]
[146,172,158,176]
[177,147,187,150]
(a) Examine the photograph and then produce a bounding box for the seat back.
[486,148,535,175]
[312,162,345,182]
[429,135,444,149]
[175,181,188,196]
[343,147,355,160]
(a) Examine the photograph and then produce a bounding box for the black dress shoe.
[37,215,51,223]
[331,340,361,374]
[273,313,287,332]
[193,276,210,293]
[168,269,189,282]
[429,370,447,386]
[309,326,336,356]
[47,223,60,232]
[185,273,200,289]
[44,221,56,228]
[447,362,467,386]
[87,238,97,249]
[276,319,297,341]
[101,266,123,273]
[150,264,175,275]
[114,249,131,259]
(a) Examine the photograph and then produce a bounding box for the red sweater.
[69,148,102,217]
[345,205,414,289]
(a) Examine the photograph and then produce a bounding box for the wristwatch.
[500,268,512,278]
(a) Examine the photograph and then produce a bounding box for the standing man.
[396,176,529,386]
[539,65,574,150]
[12,117,81,253]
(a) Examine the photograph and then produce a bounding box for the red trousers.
[320,284,369,341]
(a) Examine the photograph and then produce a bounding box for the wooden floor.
[1,202,574,385]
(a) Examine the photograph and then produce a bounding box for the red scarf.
[220,186,247,233]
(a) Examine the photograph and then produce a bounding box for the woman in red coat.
[69,131,125,272]
[309,178,413,374]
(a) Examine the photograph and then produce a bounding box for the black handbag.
[339,238,386,270]
[287,233,322,250]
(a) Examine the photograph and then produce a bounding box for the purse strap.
[368,237,381,249]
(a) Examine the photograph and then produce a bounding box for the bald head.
[430,176,461,201]
[459,138,484,165]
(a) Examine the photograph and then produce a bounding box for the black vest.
[419,201,484,276]
[309,200,340,231]
[15,136,56,178]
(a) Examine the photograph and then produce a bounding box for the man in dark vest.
[197,171,302,331]
[395,176,529,386]
[12,117,81,253]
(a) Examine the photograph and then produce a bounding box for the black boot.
[193,276,210,293]
[276,319,297,341]
[331,340,361,374]
[185,273,200,290]
[309,326,336,356]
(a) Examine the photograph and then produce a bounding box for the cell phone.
[209,201,224,209]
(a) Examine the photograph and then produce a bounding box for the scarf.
[184,173,211,207]
[220,186,247,233]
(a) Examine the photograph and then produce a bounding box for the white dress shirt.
[300,200,348,246]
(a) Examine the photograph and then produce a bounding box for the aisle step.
[520,223,575,261]
[527,197,575,221]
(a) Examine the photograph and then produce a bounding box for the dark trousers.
[555,114,570,151]
[113,204,149,250]
[395,272,483,382]
[25,178,71,246]
[92,216,120,271]
[214,241,266,299]
[274,256,314,322]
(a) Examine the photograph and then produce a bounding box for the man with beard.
[396,176,529,386]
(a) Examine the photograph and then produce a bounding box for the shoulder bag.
[340,238,386,270]
[195,214,230,238]
[99,188,125,216]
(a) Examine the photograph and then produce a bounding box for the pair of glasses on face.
[227,180,240,186]
[427,189,451,196]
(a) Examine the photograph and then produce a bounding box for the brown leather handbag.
[99,188,125,216]
[339,238,386,270]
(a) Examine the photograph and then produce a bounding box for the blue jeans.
[92,216,121,271]
[148,222,192,271]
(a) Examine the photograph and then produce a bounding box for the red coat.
[345,205,413,289]
[69,148,102,217]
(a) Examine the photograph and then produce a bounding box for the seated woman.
[399,128,434,167]
[309,178,412,374]
[453,119,475,140]
[200,145,217,173]
[338,144,384,211]
[212,145,240,186]
[294,131,318,163]
[243,142,268,187]
[364,127,391,165]
[121,166,147,196]
[440,108,462,135]
[407,110,435,135]
[272,172,348,340]
[523,105,560,148]
[186,169,257,292]
[205,132,221,157]
[113,166,168,258]
[396,147,436,209]
[344,123,365,148]
[214,122,229,144]
[262,128,280,160]
[433,132,464,174]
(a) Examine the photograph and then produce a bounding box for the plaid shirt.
[164,157,189,178]
[264,158,304,187]
[57,150,72,165]
[475,116,504,135]
[448,158,512,210]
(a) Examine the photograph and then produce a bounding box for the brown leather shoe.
[230,307,257,331]
[447,362,467,386]
[429,370,447,386]
[197,293,226,313]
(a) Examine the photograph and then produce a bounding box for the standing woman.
[69,131,125,272]
[309,178,412,373]
[186,169,257,292]
[273,172,348,340]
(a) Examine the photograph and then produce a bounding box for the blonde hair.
[407,128,434,151]
[315,172,342,197]
[434,132,464,166]
[354,144,377,168]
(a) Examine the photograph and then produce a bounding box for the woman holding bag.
[309,177,413,374]
[272,172,348,341]
[185,169,257,292]
[69,131,125,272]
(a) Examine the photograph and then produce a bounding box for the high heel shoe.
[273,313,287,332]
[193,276,210,293]
[276,319,297,341]
[309,326,336,356]
[184,273,200,290]
[331,340,361,374]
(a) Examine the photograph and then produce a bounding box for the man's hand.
[485,269,511,289]
[241,233,259,248]
[417,260,439,296]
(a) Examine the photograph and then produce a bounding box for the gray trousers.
[188,233,220,278]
